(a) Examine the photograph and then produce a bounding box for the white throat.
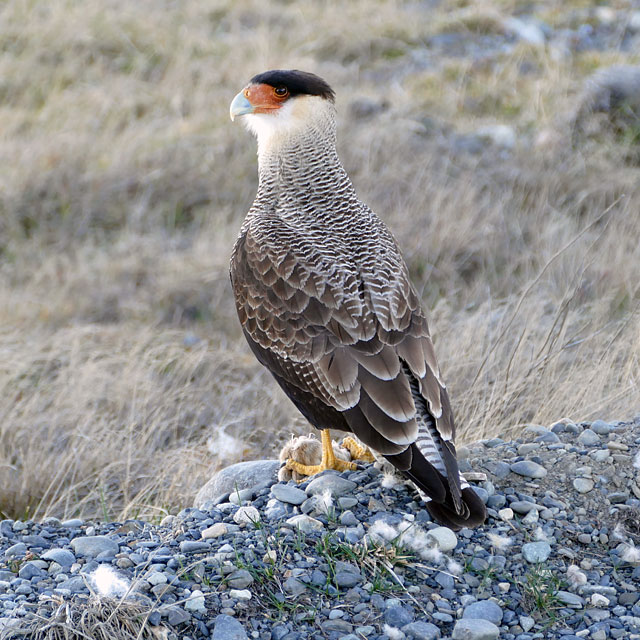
[242,95,337,163]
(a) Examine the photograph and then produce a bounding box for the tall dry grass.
[1,0,639,521]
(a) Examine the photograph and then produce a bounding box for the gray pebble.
[510,501,541,514]
[463,600,504,625]
[510,460,547,479]
[179,541,210,553]
[556,591,585,608]
[18,562,43,580]
[522,541,551,563]
[340,510,359,527]
[283,577,307,596]
[402,621,441,640]
[573,478,595,493]
[212,613,248,640]
[42,549,76,567]
[4,543,27,559]
[338,497,359,510]
[306,473,357,498]
[70,536,119,558]
[271,484,307,505]
[578,429,600,446]
[227,569,253,589]
[385,604,413,627]
[452,618,500,640]
[334,571,362,588]
[591,420,614,435]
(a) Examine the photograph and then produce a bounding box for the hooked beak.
[229,91,254,121]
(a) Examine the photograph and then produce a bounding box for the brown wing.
[230,219,483,527]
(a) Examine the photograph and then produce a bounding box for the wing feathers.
[231,222,483,527]
[358,367,416,422]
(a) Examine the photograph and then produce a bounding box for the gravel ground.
[1,416,639,640]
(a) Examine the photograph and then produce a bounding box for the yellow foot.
[285,429,356,481]
[342,436,375,462]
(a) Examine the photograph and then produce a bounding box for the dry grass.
[1,0,639,521]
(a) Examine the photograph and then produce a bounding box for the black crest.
[250,70,335,102]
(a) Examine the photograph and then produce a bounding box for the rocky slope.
[0,416,639,640]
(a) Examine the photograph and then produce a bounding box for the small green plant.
[517,565,565,624]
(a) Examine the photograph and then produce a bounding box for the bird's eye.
[273,86,289,98]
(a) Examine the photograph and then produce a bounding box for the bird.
[229,69,486,530]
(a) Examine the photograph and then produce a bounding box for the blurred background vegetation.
[0,0,638,522]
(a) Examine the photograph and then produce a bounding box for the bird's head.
[230,70,336,155]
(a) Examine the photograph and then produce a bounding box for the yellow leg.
[342,436,375,462]
[285,429,356,478]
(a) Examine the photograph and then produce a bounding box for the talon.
[282,430,356,480]
[342,436,375,462]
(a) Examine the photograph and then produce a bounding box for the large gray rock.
[194,460,280,508]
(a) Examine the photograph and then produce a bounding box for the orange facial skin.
[243,83,290,114]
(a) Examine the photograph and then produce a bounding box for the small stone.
[510,501,541,514]
[229,588,252,601]
[522,541,551,563]
[498,508,514,521]
[42,549,76,567]
[452,618,500,640]
[607,491,629,504]
[577,429,600,447]
[212,613,248,640]
[185,589,206,613]
[233,506,261,525]
[590,420,613,435]
[271,484,307,505]
[179,541,210,553]
[402,621,441,640]
[18,562,43,580]
[164,606,191,626]
[591,449,610,462]
[463,600,503,625]
[146,571,167,586]
[591,593,610,607]
[228,487,254,505]
[334,571,362,588]
[573,478,595,493]
[338,497,358,509]
[70,536,119,558]
[285,514,324,533]
[520,615,535,632]
[426,527,458,552]
[510,460,547,479]
[283,577,307,596]
[227,569,254,589]
[321,619,353,634]
[556,591,584,608]
[384,605,412,627]
[202,523,228,539]
[305,473,357,498]
[340,510,359,527]
[5,543,27,559]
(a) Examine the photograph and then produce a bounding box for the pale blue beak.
[229,91,254,121]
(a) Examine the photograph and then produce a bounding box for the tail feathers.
[423,487,487,530]
[386,443,486,531]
